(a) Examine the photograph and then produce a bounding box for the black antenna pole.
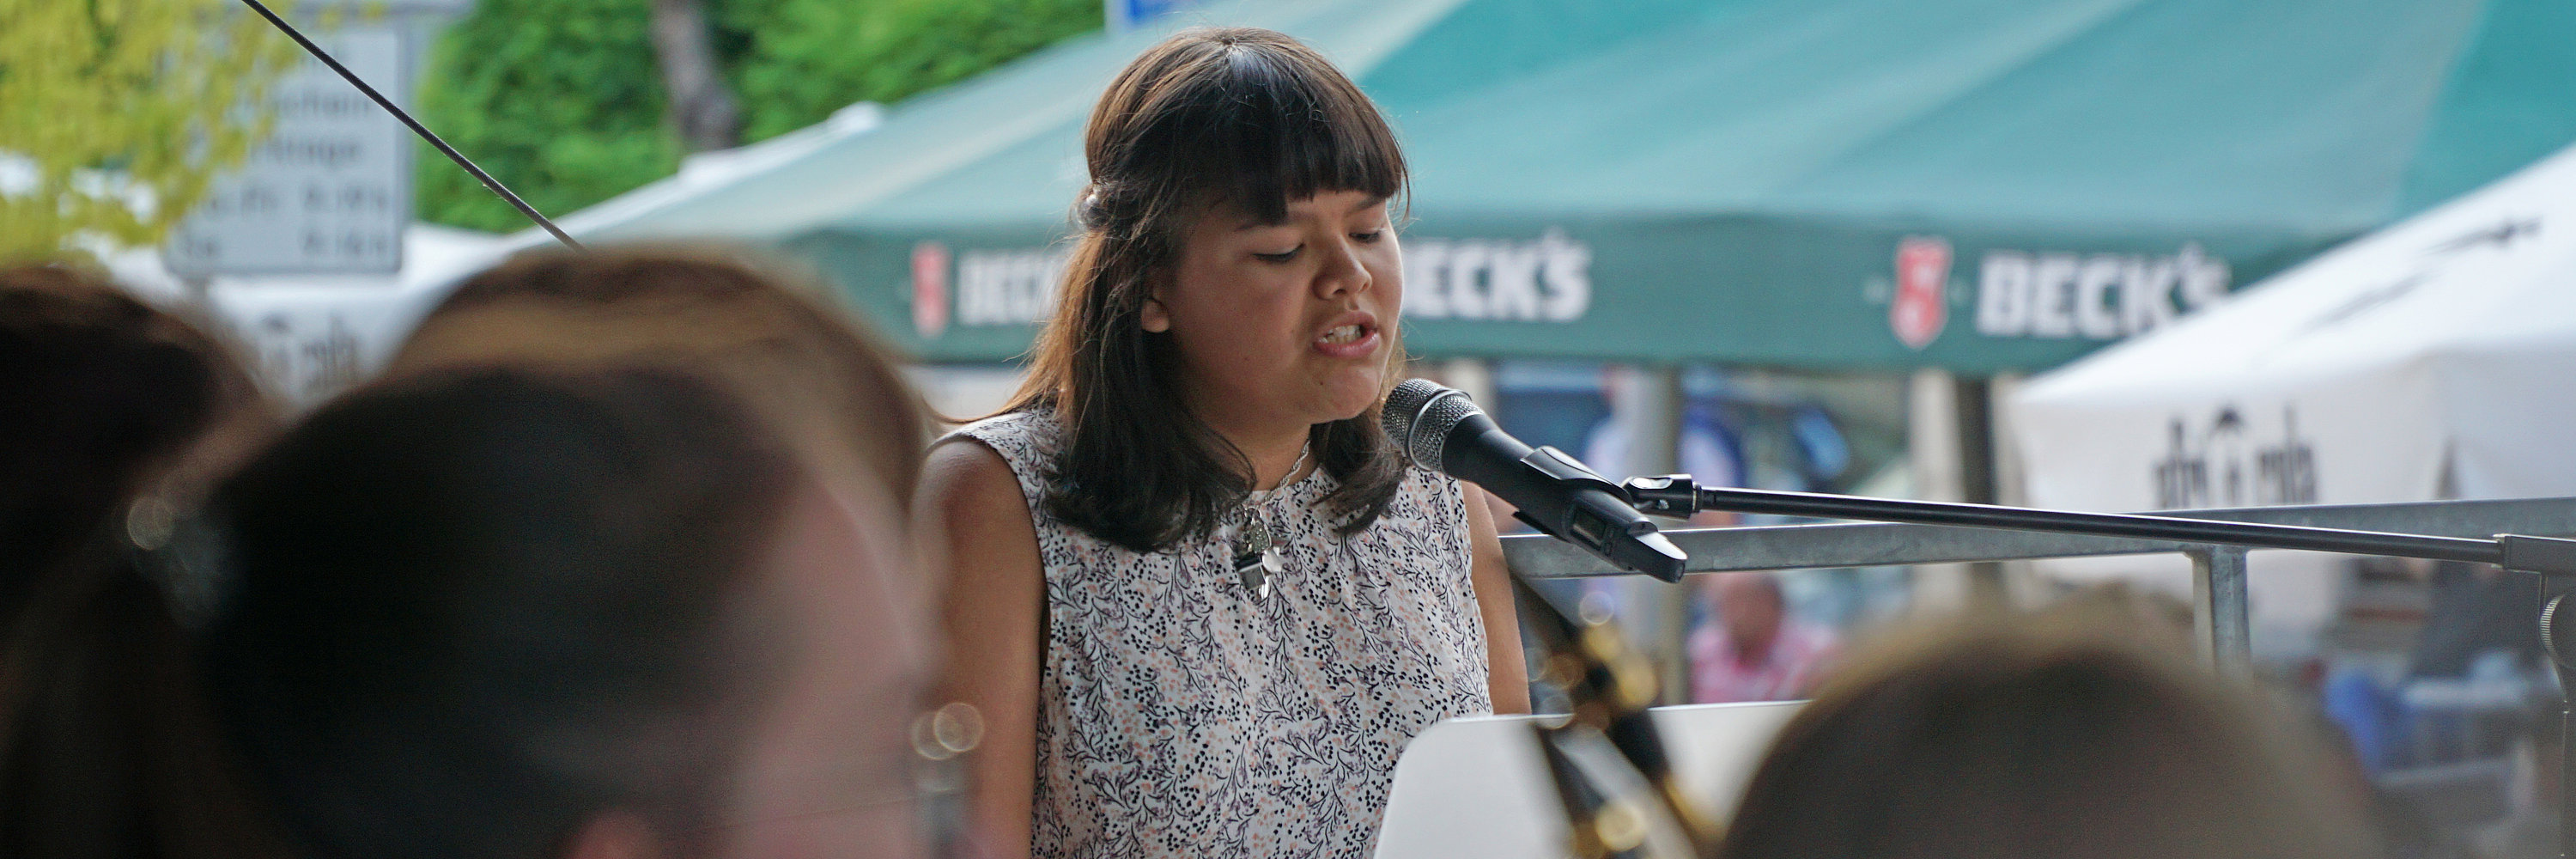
[234,0,586,251]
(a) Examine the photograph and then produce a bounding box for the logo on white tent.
[2426,216,2540,254]
[251,312,361,399]
[2151,405,2316,509]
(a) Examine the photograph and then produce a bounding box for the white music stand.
[1372,702,1803,859]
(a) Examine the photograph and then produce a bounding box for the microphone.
[1382,379,1686,582]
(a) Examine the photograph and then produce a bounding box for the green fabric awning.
[569,0,2576,372]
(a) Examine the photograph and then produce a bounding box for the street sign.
[166,26,410,277]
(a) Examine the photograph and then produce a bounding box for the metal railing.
[1499,497,2576,666]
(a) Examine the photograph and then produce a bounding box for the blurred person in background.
[923,27,1526,859]
[0,265,290,859]
[2057,582,2482,858]
[1716,606,2376,859]
[2324,560,2539,771]
[1688,573,1837,704]
[201,365,932,859]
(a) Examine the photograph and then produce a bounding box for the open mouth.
[1318,324,1369,345]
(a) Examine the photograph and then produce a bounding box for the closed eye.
[1254,247,1301,264]
[1351,229,1387,244]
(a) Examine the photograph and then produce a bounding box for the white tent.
[2012,141,2576,514]
[2005,141,2576,656]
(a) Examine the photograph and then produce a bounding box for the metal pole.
[1953,375,2009,602]
[1636,483,2506,564]
[1905,369,1977,610]
[2186,545,2251,672]
[1611,365,1687,704]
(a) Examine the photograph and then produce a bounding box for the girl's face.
[1148,188,1401,436]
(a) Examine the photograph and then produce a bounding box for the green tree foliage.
[411,0,677,232]
[416,0,1098,232]
[0,0,295,265]
[724,0,1102,142]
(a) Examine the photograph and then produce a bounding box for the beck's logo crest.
[1890,236,1953,350]
[910,241,951,339]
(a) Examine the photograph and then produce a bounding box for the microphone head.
[1382,379,1482,469]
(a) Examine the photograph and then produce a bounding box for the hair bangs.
[1164,40,1405,225]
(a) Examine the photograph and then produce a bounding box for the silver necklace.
[1229,441,1309,600]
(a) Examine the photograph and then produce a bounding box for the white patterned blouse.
[955,411,1495,858]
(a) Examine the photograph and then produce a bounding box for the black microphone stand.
[1622,474,2576,858]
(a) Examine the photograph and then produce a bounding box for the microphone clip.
[1620,474,1702,519]
[1507,448,1689,582]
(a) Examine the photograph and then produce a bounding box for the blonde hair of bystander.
[390,246,932,513]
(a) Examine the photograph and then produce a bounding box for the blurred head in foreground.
[0,264,284,859]
[0,264,267,612]
[391,247,930,513]
[1716,608,2373,859]
[203,365,932,859]
[392,247,941,857]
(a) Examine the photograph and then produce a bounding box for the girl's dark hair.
[0,264,287,859]
[201,365,800,859]
[1005,27,1412,551]
[1716,608,2375,859]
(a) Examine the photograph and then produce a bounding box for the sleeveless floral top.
[956,411,1493,858]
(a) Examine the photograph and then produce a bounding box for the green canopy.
[570,0,2576,372]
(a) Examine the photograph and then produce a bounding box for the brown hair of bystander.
[0,263,288,859]
[1716,606,2376,859]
